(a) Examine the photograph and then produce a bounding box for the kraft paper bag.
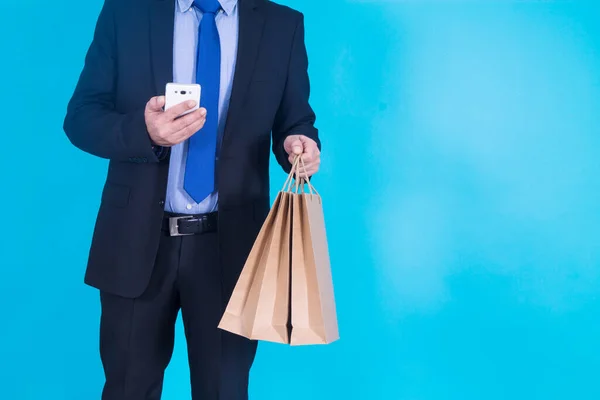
[218,192,283,339]
[290,178,340,345]
[243,191,291,343]
[220,156,339,346]
[218,164,297,343]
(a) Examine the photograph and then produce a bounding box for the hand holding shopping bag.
[219,157,339,345]
[290,158,339,345]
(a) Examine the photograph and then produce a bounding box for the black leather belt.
[162,212,218,236]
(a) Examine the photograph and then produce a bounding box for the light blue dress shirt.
[165,0,239,214]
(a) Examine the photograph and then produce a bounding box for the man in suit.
[63,0,321,398]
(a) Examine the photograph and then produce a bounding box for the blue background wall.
[1,0,599,399]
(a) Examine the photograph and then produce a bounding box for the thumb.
[291,139,303,155]
[147,96,165,112]
[284,135,305,155]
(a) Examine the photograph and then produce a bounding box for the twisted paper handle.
[281,155,319,195]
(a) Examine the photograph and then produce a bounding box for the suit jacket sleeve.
[63,0,159,163]
[271,14,320,173]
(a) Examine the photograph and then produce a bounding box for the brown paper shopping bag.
[243,192,291,343]
[218,164,297,343]
[217,193,282,339]
[290,171,339,345]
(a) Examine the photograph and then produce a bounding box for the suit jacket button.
[142,157,148,163]
[158,200,165,207]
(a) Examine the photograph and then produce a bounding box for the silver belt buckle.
[169,216,195,237]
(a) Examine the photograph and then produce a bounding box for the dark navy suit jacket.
[64,0,320,298]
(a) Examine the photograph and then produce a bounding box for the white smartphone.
[165,83,201,116]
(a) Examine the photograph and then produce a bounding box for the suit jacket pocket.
[101,182,131,208]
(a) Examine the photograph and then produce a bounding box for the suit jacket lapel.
[150,0,175,94]
[221,0,265,148]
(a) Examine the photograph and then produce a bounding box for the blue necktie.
[184,0,221,203]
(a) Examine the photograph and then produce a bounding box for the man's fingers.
[288,152,319,165]
[292,147,319,160]
[299,163,316,175]
[171,108,206,132]
[183,117,207,138]
[163,101,200,121]
[285,136,320,178]
[290,157,318,174]
[154,108,206,146]
[301,153,314,163]
[294,168,316,179]
[172,114,206,142]
[288,135,320,176]
[146,96,166,112]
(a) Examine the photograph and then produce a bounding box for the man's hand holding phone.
[145,96,207,147]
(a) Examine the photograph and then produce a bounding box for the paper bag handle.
[281,155,319,195]
[282,155,301,192]
[297,156,318,195]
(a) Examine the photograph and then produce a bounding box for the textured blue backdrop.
[1,0,599,399]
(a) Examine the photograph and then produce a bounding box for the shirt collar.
[178,0,237,16]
